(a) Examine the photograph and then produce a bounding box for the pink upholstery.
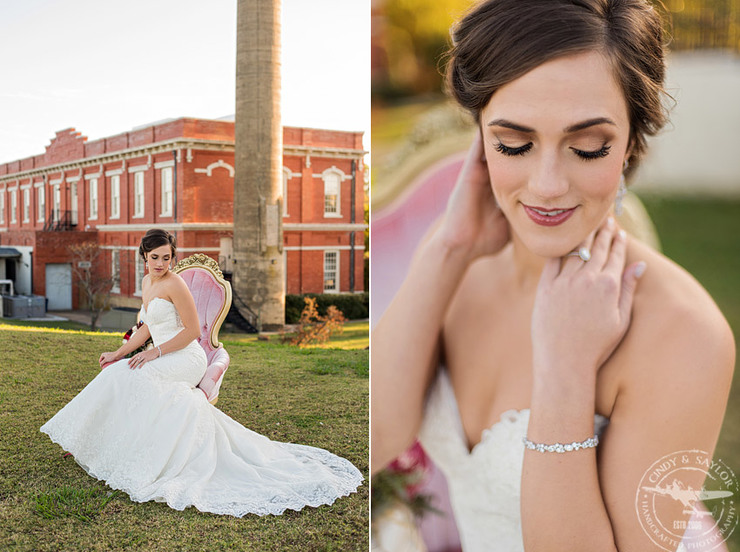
[176,265,231,404]
[199,345,230,401]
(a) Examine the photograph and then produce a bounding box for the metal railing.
[43,210,77,231]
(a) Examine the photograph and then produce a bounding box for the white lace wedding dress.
[418,370,609,552]
[40,297,363,517]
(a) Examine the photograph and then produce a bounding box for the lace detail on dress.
[41,298,363,517]
[418,371,608,552]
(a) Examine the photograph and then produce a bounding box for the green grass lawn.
[0,323,368,551]
[641,195,740,552]
[223,320,370,351]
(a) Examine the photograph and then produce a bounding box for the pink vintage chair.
[102,254,232,404]
[172,253,232,405]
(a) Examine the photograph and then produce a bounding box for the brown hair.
[139,229,177,261]
[446,0,669,177]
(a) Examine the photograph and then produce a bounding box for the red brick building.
[0,118,366,310]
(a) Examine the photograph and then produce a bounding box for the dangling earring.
[615,159,629,216]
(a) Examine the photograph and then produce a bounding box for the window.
[111,250,121,293]
[111,175,120,219]
[10,190,17,223]
[323,170,341,216]
[52,184,60,222]
[70,182,78,225]
[323,250,339,293]
[0,192,5,224]
[160,167,173,216]
[133,172,144,218]
[37,186,45,222]
[89,178,98,219]
[22,188,30,222]
[134,253,145,296]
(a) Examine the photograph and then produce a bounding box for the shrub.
[285,292,368,324]
[285,297,346,347]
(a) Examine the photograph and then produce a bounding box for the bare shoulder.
[615,237,735,394]
[163,271,191,298]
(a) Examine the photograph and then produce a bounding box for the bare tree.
[68,242,115,330]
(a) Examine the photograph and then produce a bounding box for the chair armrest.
[197,346,230,402]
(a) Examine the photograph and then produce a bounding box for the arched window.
[322,168,343,217]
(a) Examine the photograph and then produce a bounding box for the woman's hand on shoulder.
[435,131,510,262]
[531,218,647,378]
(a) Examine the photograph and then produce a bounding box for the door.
[46,263,72,310]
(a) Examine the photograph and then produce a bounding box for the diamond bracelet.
[522,435,599,453]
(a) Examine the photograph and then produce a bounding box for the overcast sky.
[0,0,369,164]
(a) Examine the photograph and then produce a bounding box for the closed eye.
[495,142,533,157]
[571,145,611,160]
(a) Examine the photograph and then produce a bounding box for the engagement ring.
[567,247,591,262]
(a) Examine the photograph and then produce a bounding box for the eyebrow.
[487,117,616,134]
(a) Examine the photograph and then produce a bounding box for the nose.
[528,153,569,201]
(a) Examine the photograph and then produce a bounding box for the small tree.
[68,242,115,330]
[285,297,346,347]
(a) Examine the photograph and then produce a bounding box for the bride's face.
[480,50,632,258]
[146,244,173,276]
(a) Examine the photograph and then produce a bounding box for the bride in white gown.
[41,229,362,517]
[372,1,734,550]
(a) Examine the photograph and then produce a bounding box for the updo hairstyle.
[139,229,177,262]
[446,0,669,177]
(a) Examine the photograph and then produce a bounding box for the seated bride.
[42,228,362,517]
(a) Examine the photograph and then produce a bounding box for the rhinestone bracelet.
[522,435,599,453]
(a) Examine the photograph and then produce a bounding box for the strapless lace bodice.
[418,371,609,552]
[141,297,185,346]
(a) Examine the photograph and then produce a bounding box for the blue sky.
[0,0,369,163]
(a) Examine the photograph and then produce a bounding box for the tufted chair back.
[173,253,232,405]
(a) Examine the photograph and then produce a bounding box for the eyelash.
[494,142,612,161]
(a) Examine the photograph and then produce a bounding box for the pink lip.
[522,204,576,226]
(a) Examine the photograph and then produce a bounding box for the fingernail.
[618,229,627,240]
[634,261,647,278]
[607,217,615,229]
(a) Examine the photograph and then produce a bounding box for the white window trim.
[111,249,121,294]
[133,172,145,219]
[89,178,98,220]
[10,189,17,223]
[37,187,45,222]
[160,167,173,217]
[111,175,120,220]
[52,184,61,222]
[154,160,175,170]
[322,167,344,218]
[0,192,5,224]
[70,182,78,225]
[134,254,144,297]
[22,188,30,222]
[323,249,340,294]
